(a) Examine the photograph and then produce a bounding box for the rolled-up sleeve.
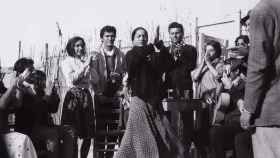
[244,9,275,114]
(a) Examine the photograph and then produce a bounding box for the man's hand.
[204,52,211,65]
[221,73,232,89]
[16,68,32,90]
[22,81,36,95]
[19,68,32,79]
[237,99,244,112]
[46,139,55,152]
[240,108,252,129]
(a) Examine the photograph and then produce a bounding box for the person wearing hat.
[226,35,250,74]
[241,10,250,26]
[240,10,251,35]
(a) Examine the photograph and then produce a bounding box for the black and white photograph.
[2,0,280,158]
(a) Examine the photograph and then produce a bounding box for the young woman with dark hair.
[192,40,223,99]
[61,36,99,158]
[191,40,224,158]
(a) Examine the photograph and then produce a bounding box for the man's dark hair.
[13,58,34,74]
[168,22,184,33]
[235,35,250,46]
[65,36,86,57]
[100,25,117,38]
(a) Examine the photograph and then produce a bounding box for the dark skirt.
[61,87,94,138]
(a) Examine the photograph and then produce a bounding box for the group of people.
[1,0,280,158]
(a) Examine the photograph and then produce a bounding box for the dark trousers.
[31,126,60,158]
[164,105,208,158]
[0,136,9,158]
[60,125,91,158]
[191,108,210,158]
[94,95,120,158]
[60,125,78,158]
[235,130,253,158]
[209,123,243,158]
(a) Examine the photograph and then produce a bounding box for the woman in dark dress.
[60,36,99,158]
[114,27,185,158]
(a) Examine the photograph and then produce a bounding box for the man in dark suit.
[165,22,197,99]
[163,21,198,156]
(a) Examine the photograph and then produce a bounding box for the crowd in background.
[1,0,280,158]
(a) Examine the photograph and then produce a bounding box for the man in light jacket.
[240,0,280,158]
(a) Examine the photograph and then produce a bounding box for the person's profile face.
[169,27,183,44]
[132,29,148,47]
[236,39,247,47]
[73,40,84,58]
[102,32,116,47]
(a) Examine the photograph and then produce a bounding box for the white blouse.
[61,56,99,89]
[3,132,38,158]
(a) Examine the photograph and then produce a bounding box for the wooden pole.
[197,20,235,29]
[195,17,199,51]
[239,10,242,35]
[56,22,63,125]
[18,41,22,59]
[118,40,122,49]
[55,22,63,83]
[45,43,49,75]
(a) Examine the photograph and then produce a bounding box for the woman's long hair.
[206,40,222,60]
[65,36,86,57]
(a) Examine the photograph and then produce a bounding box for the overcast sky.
[0,0,259,67]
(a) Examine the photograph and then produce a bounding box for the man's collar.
[102,46,116,56]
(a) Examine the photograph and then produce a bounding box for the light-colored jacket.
[244,0,280,126]
[61,56,99,89]
[93,46,125,94]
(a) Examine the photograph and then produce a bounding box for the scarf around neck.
[169,41,186,59]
